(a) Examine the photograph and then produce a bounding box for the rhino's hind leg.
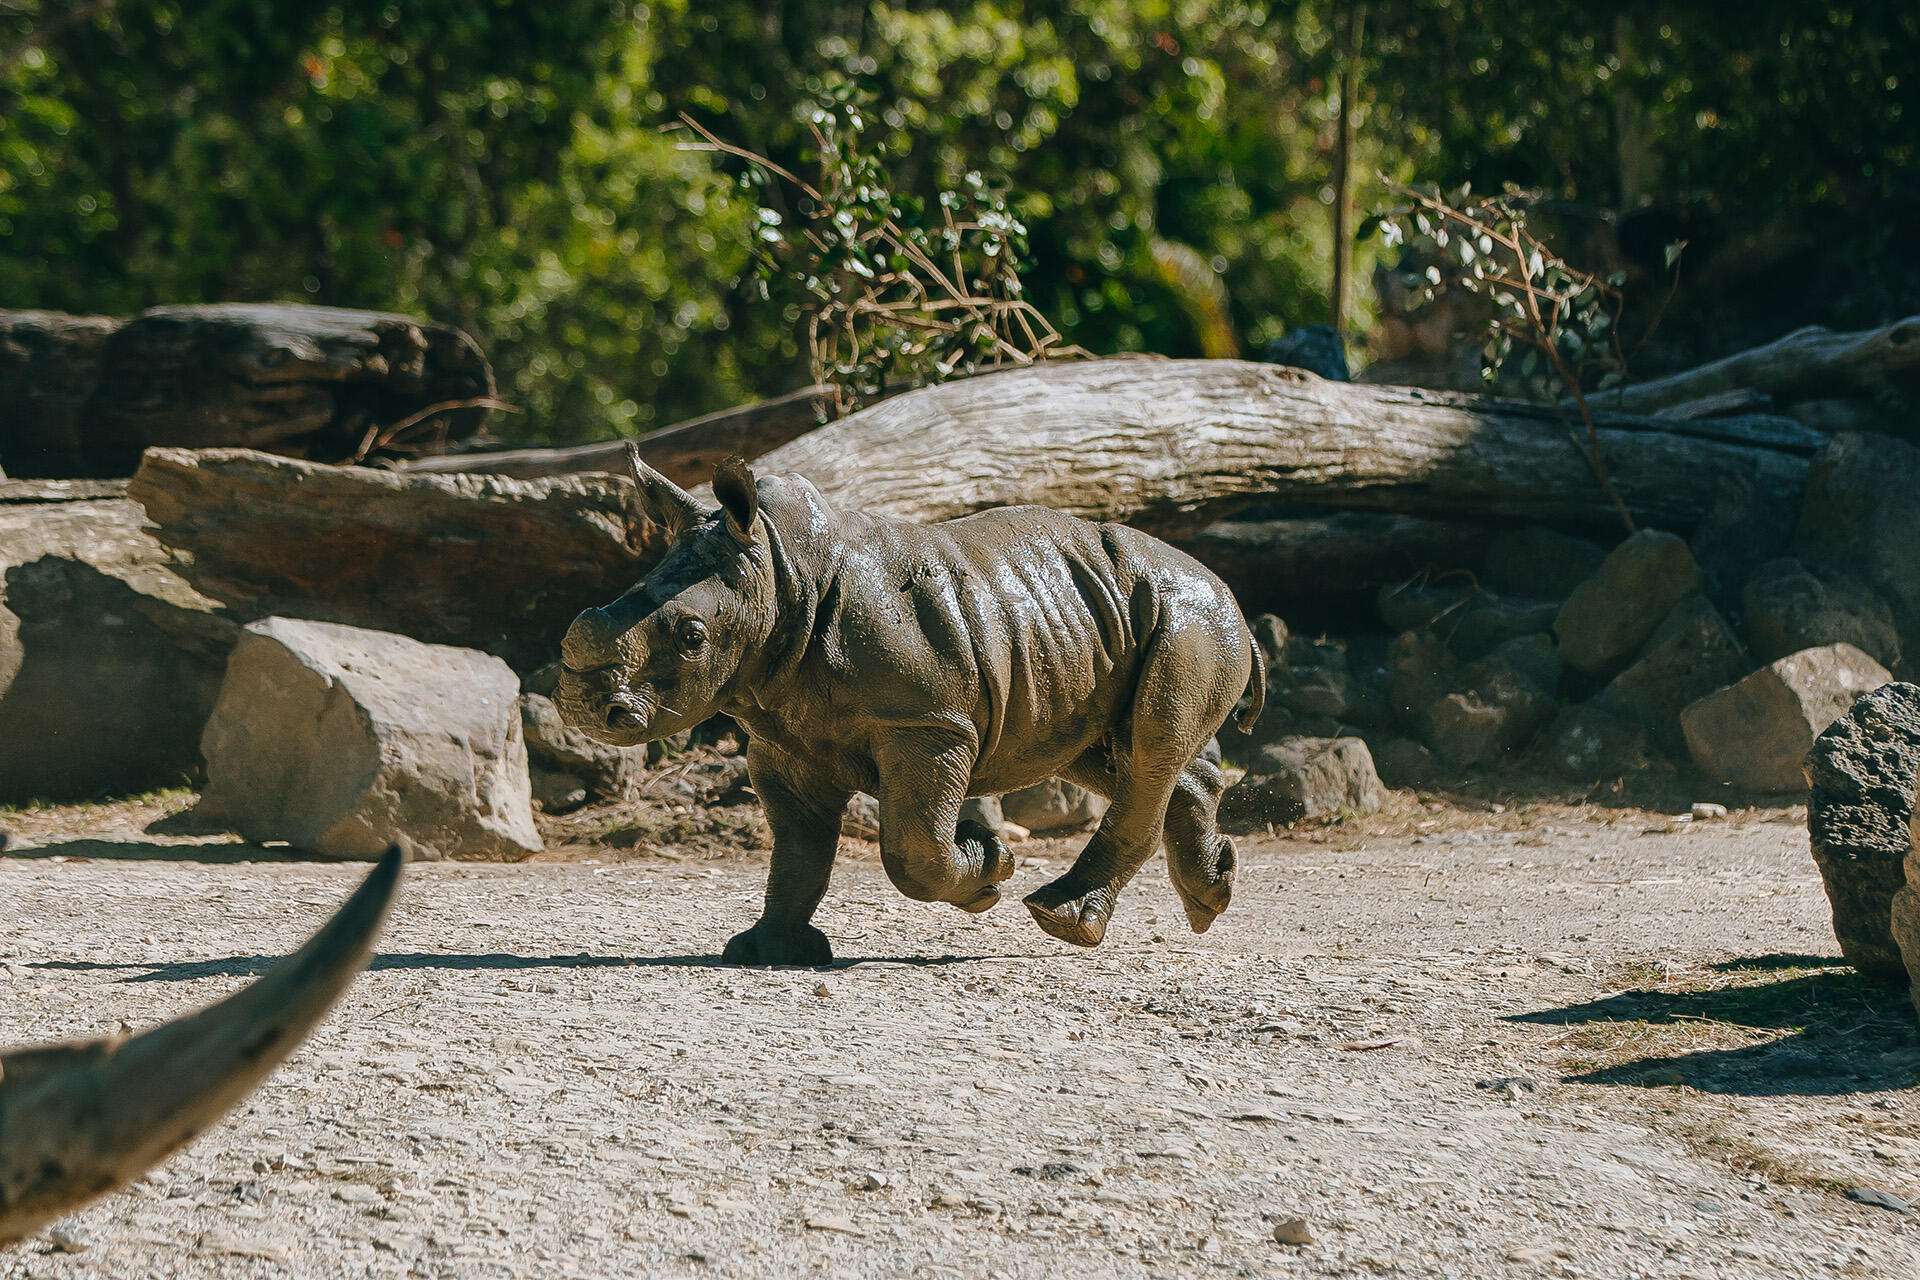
[1023,786,1172,947]
[1163,755,1235,933]
[1024,741,1178,946]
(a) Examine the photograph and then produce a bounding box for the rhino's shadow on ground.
[1511,956,1920,1097]
[35,951,1019,983]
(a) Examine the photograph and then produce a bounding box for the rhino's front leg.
[875,729,1015,913]
[721,748,849,967]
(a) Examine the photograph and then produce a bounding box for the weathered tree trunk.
[1598,316,1920,415]
[1174,513,1502,616]
[0,304,494,478]
[127,448,655,670]
[404,384,833,487]
[744,357,1822,536]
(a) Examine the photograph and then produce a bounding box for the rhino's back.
[823,505,1201,787]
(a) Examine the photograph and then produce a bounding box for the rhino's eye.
[675,617,708,656]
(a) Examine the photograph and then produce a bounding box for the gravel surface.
[2,805,1918,1279]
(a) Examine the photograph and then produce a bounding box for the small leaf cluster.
[686,81,1082,420]
[1366,184,1632,400]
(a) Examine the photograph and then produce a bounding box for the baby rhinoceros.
[556,448,1265,966]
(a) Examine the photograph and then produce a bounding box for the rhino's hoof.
[1023,888,1109,947]
[1179,889,1230,934]
[956,818,1016,883]
[720,922,833,967]
[954,885,1001,914]
[1175,839,1235,934]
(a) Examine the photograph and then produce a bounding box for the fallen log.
[1174,513,1503,616]
[744,357,1822,536]
[404,384,833,487]
[127,448,657,670]
[0,304,494,478]
[1597,316,1920,416]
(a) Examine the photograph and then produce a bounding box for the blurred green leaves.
[1,0,1914,443]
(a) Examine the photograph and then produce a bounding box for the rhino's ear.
[625,442,703,538]
[712,456,759,545]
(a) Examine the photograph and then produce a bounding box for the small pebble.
[812,981,831,998]
[1847,1186,1916,1215]
[1691,802,1728,821]
[1272,1217,1313,1246]
[47,1227,91,1253]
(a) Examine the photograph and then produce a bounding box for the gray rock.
[1594,596,1748,753]
[1219,737,1387,831]
[1000,778,1108,834]
[1555,530,1704,675]
[0,491,234,801]
[957,795,1005,835]
[842,791,881,838]
[1372,737,1434,789]
[200,617,541,859]
[1535,704,1648,782]
[1481,526,1609,600]
[1391,630,1556,769]
[519,690,645,801]
[1249,613,1289,668]
[1741,558,1901,671]
[1262,324,1349,381]
[531,767,589,814]
[1792,432,1920,674]
[1680,644,1892,793]
[1804,684,1920,982]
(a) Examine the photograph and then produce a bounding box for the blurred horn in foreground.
[0,844,405,1244]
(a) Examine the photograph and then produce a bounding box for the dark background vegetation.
[3,1,1915,442]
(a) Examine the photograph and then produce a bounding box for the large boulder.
[1219,737,1387,831]
[1554,530,1704,675]
[1804,685,1920,982]
[0,484,234,800]
[129,448,661,670]
[1593,596,1748,754]
[1680,644,1892,792]
[199,618,540,860]
[1740,557,1901,671]
[1791,432,1920,672]
[1000,778,1108,834]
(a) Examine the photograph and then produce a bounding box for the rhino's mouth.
[554,671,656,747]
[604,694,647,734]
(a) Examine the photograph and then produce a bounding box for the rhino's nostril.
[605,700,645,732]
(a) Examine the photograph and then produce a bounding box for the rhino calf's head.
[557,447,773,747]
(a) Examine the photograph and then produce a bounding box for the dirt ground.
[2,790,1918,1280]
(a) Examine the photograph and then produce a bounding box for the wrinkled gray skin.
[557,453,1263,965]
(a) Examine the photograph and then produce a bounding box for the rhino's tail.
[1235,634,1266,734]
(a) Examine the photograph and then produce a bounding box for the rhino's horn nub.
[0,844,406,1245]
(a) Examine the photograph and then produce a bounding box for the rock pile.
[1225,477,1903,796]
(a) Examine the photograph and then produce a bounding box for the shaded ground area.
[1,795,1917,1279]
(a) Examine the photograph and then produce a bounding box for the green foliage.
[1371,185,1635,398]
[700,82,1079,418]
[0,1,1915,443]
